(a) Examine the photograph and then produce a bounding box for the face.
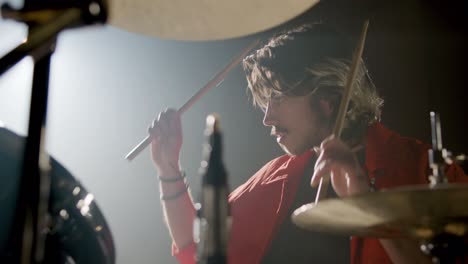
[262,94,331,155]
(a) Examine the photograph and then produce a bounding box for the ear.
[318,98,335,119]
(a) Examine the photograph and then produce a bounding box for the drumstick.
[314,20,369,204]
[125,39,260,161]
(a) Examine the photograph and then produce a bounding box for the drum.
[0,127,115,263]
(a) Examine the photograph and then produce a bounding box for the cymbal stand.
[421,112,467,263]
[0,2,107,263]
[427,112,450,186]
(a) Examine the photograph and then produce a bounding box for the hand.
[148,108,182,175]
[310,135,369,197]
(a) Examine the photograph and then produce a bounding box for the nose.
[262,101,276,127]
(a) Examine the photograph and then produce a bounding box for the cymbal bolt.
[89,2,101,16]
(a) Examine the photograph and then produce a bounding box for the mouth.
[271,127,288,144]
[276,134,286,144]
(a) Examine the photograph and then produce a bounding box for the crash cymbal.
[292,183,468,239]
[108,0,320,40]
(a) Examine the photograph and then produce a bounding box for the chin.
[280,145,293,156]
[279,143,307,156]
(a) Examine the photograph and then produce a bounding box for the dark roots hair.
[243,23,383,142]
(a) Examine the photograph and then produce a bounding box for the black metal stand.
[0,2,107,262]
[421,112,468,263]
[420,234,468,264]
[11,44,54,264]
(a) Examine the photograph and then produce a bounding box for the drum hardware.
[0,128,116,263]
[293,112,468,263]
[0,1,107,262]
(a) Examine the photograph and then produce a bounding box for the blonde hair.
[306,58,383,127]
[242,24,384,141]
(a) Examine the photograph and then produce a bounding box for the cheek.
[298,107,317,130]
[300,114,324,146]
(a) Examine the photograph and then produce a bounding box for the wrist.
[156,163,181,178]
[159,171,186,183]
[160,182,189,201]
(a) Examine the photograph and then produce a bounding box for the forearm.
[159,170,196,249]
[379,238,432,264]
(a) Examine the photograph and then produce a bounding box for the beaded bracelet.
[158,171,186,183]
[160,183,189,201]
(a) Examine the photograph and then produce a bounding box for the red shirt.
[173,123,468,263]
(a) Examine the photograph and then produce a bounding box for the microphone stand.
[0,2,107,262]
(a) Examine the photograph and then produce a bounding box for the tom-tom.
[0,127,115,263]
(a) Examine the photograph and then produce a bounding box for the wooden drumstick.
[125,39,260,161]
[314,20,369,203]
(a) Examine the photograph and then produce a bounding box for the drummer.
[149,23,467,264]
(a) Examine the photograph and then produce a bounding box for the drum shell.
[0,128,115,263]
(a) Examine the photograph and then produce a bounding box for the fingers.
[310,135,356,187]
[311,158,332,187]
[165,108,182,136]
[158,110,171,139]
[148,119,160,141]
[318,137,355,165]
[319,134,336,150]
[311,136,370,196]
[148,108,181,141]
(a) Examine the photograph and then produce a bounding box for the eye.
[261,94,286,113]
[270,94,285,105]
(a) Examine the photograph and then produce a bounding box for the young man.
[149,24,467,263]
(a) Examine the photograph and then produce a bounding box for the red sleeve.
[172,241,196,264]
[446,163,468,183]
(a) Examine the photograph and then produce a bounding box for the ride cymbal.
[108,0,319,40]
[292,183,468,239]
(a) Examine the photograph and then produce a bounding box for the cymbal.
[108,0,320,40]
[292,183,468,239]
